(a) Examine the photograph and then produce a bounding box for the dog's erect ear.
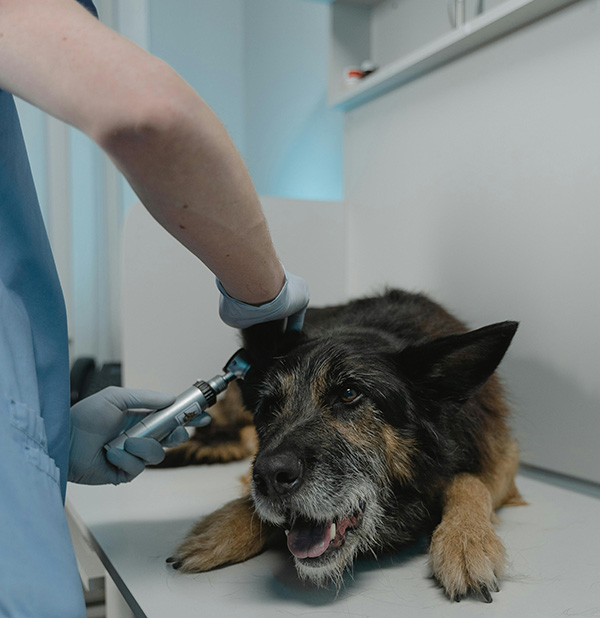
[398,321,518,403]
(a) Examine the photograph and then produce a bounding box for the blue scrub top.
[0,0,97,501]
[0,91,71,499]
[79,0,98,18]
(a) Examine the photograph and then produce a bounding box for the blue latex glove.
[68,386,210,485]
[217,267,309,331]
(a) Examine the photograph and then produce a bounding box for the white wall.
[344,0,600,482]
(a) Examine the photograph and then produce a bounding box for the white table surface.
[66,461,600,618]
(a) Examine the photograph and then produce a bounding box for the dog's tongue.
[287,520,332,559]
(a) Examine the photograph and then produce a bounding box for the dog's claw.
[480,585,493,603]
[166,556,182,570]
[452,594,462,603]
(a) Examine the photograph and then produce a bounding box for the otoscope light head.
[223,349,252,380]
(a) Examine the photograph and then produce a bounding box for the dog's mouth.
[284,501,365,563]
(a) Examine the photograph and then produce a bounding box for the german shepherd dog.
[164,290,523,602]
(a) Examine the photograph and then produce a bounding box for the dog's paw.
[167,497,267,573]
[429,515,506,602]
[167,518,229,573]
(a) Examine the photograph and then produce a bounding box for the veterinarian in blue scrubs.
[0,1,308,615]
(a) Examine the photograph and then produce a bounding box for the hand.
[68,386,210,485]
[217,267,309,331]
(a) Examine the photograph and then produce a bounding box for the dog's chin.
[254,491,376,588]
[292,520,364,588]
[287,500,365,581]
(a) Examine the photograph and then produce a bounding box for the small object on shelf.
[344,66,364,86]
[360,60,378,78]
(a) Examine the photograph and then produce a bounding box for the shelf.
[312,0,383,5]
[331,0,581,110]
[334,0,383,5]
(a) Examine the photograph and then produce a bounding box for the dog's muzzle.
[252,448,303,498]
[252,447,368,565]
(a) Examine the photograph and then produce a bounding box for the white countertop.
[66,461,600,617]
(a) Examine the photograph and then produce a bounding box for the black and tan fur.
[166,290,524,602]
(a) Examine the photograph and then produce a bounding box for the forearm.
[100,88,285,305]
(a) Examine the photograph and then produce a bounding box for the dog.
[164,289,524,602]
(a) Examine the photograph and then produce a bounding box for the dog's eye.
[340,387,360,404]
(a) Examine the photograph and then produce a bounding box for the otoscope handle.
[104,381,215,451]
[103,349,251,452]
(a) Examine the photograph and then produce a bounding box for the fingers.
[105,414,213,480]
[105,436,166,478]
[185,412,212,428]
[285,308,306,332]
[123,437,166,465]
[161,426,190,448]
[160,416,209,448]
[105,447,146,479]
[283,270,309,332]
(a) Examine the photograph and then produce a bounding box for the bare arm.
[0,0,284,304]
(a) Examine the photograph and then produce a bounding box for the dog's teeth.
[330,522,336,539]
[285,529,290,536]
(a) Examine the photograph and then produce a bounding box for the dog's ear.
[242,320,305,361]
[398,321,518,403]
[241,319,286,362]
[238,320,306,412]
[241,320,307,376]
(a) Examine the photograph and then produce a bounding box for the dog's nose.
[253,450,303,497]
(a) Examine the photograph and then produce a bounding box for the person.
[0,0,309,615]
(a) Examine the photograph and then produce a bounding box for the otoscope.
[104,349,251,452]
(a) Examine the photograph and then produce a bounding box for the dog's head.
[240,317,517,586]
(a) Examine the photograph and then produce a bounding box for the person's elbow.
[92,69,203,162]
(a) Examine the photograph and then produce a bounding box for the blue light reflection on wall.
[244,0,343,202]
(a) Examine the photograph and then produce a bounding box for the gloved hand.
[68,386,210,485]
[217,266,309,331]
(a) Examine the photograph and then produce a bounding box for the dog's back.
[304,289,466,342]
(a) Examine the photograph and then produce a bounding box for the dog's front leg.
[169,496,270,573]
[429,473,506,602]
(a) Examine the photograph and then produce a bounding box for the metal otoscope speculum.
[104,349,251,452]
